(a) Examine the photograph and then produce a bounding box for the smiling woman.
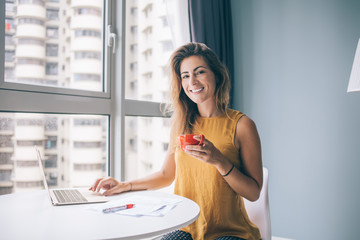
[160,42,263,240]
[89,42,263,240]
[169,42,231,135]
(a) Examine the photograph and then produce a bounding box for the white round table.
[0,190,200,240]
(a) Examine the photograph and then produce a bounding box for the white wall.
[231,0,360,239]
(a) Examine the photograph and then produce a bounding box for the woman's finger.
[96,178,112,192]
[89,178,103,191]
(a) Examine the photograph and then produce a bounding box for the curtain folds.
[165,0,191,48]
[188,0,234,107]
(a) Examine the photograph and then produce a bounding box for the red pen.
[103,204,135,213]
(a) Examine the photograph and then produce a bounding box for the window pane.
[0,112,108,195]
[124,1,174,102]
[3,0,105,92]
[124,116,170,181]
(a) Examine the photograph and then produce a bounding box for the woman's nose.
[189,74,197,85]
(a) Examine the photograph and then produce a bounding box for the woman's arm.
[217,115,263,201]
[129,150,176,191]
[186,116,263,201]
[89,149,176,196]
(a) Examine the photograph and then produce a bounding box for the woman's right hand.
[88,177,131,196]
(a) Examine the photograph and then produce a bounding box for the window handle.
[107,25,117,54]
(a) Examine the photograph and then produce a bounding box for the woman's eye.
[182,75,189,79]
[196,70,205,75]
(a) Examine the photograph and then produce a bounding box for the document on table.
[88,194,183,217]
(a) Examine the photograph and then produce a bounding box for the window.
[0,0,112,195]
[73,74,101,82]
[74,118,102,126]
[130,44,138,55]
[1,0,190,196]
[5,34,14,45]
[46,62,58,75]
[124,116,170,181]
[47,8,59,21]
[160,16,168,27]
[44,155,57,168]
[0,169,12,181]
[130,7,138,19]
[122,1,177,184]
[74,8,102,17]
[46,27,59,39]
[75,30,101,38]
[1,0,107,94]
[74,142,102,148]
[130,26,138,38]
[18,18,44,26]
[130,62,138,72]
[0,113,109,193]
[45,136,57,149]
[46,44,58,57]
[46,172,58,186]
[4,50,14,62]
[5,1,14,13]
[18,39,44,46]
[18,0,45,6]
[17,59,44,66]
[75,52,101,60]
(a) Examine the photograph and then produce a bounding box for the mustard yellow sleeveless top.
[174,109,261,240]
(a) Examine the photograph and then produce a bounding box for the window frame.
[113,0,170,181]
[0,0,111,99]
[0,0,171,184]
[0,0,115,178]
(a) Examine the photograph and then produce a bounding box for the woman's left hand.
[184,135,224,166]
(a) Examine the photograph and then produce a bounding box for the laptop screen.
[35,146,50,191]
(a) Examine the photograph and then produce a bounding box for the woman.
[89,42,263,240]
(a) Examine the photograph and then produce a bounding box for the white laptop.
[35,147,108,206]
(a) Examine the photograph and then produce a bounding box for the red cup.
[178,134,204,151]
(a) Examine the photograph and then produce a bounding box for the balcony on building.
[16,39,46,59]
[71,35,102,52]
[72,58,101,76]
[71,0,103,9]
[15,58,45,80]
[16,2,46,20]
[71,16,102,31]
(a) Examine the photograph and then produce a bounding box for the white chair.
[243,167,271,240]
[153,168,272,240]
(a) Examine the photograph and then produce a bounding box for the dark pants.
[160,230,246,240]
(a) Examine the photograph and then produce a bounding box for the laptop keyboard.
[53,189,88,203]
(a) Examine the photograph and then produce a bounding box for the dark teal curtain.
[188,0,234,107]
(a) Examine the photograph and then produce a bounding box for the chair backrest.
[243,167,271,240]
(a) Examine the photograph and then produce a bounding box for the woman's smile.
[190,87,204,93]
[180,55,217,106]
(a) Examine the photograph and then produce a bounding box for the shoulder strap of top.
[227,109,246,145]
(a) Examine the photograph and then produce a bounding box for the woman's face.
[180,55,217,105]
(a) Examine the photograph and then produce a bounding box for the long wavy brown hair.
[166,42,230,147]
